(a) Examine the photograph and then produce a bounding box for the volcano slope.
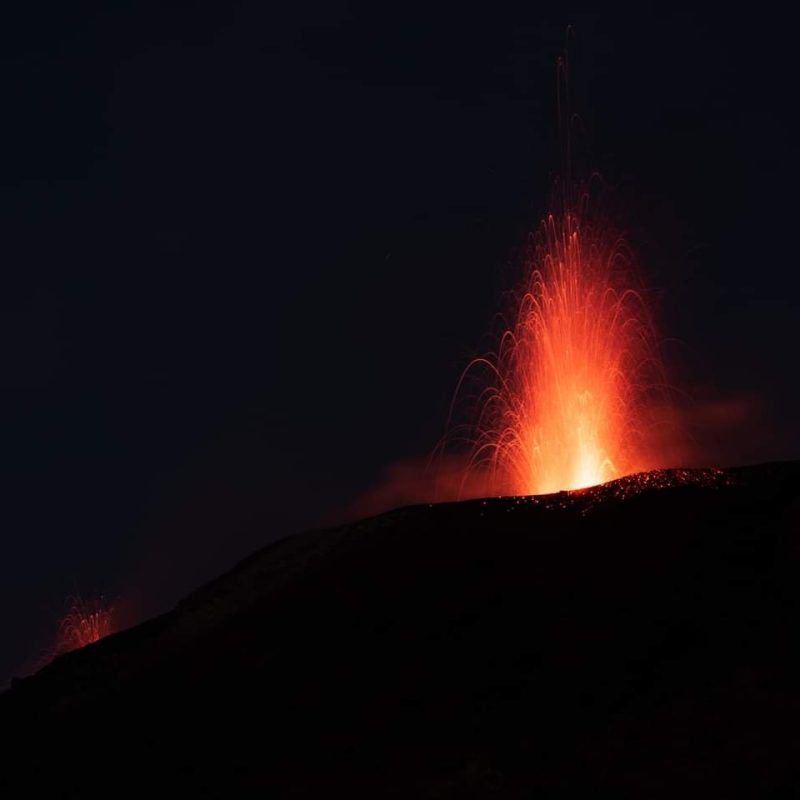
[2,462,800,797]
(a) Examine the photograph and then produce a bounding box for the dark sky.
[2,2,798,683]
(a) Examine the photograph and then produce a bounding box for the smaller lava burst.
[54,596,114,656]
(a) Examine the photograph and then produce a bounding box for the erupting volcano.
[452,178,673,496]
[440,52,679,497]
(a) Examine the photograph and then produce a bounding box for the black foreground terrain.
[2,462,800,798]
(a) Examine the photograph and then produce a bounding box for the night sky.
[2,3,798,683]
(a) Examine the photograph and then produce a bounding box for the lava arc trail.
[450,177,675,496]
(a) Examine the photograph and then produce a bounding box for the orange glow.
[455,182,672,496]
[54,596,114,655]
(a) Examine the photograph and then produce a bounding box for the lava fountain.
[54,596,115,655]
[451,177,673,496]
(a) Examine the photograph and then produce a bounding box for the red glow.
[452,181,675,496]
[54,596,114,655]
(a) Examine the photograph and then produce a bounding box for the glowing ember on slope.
[569,467,732,513]
[448,180,677,497]
[54,596,114,655]
[472,467,733,517]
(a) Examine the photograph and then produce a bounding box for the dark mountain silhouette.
[3,461,800,797]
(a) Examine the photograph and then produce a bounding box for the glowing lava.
[455,180,672,496]
[54,596,114,655]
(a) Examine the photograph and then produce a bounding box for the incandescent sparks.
[449,178,675,496]
[54,596,114,655]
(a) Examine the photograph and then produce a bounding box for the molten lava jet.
[452,179,674,496]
